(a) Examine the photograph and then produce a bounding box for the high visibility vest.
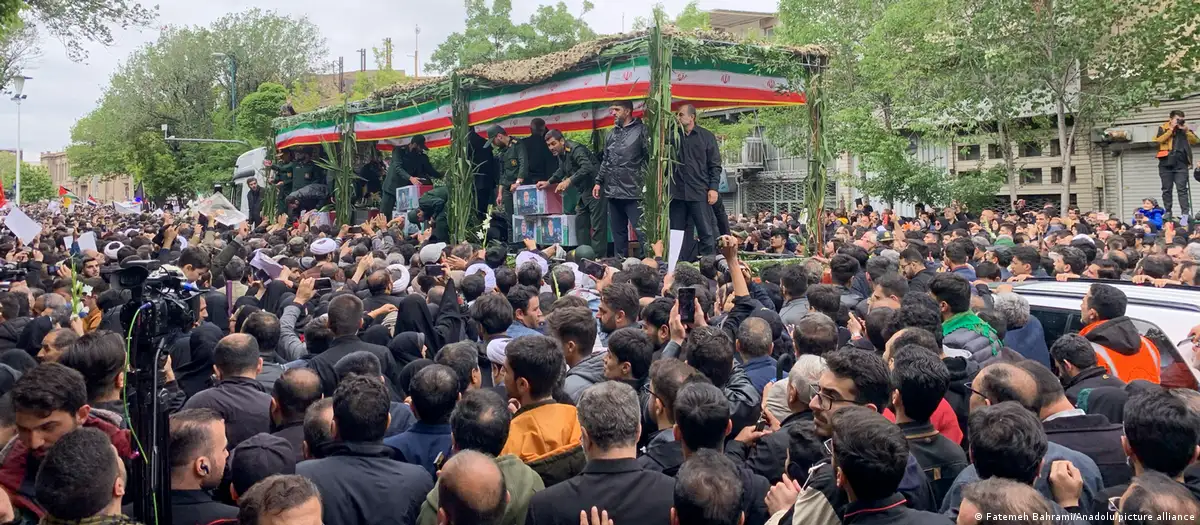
[1080,321,1161,384]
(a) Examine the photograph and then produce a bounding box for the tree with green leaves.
[0,0,156,63]
[0,18,38,92]
[0,152,53,203]
[237,83,289,145]
[67,10,327,200]
[429,0,595,73]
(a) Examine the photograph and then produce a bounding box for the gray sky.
[0,0,778,162]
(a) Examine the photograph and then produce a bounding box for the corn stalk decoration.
[445,73,477,244]
[314,104,359,226]
[641,10,676,250]
[803,65,830,253]
[260,142,279,222]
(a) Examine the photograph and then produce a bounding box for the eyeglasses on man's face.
[810,383,869,411]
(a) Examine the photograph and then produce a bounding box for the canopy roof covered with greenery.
[271,28,826,149]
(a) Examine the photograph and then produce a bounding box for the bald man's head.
[970,363,1038,413]
[438,450,507,525]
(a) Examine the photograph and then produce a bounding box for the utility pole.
[414,25,420,79]
[338,56,344,93]
[358,48,367,71]
[384,38,393,70]
[212,53,238,125]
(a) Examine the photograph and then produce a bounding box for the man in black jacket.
[671,104,721,260]
[169,408,239,525]
[890,345,968,506]
[638,358,698,475]
[1019,360,1131,488]
[270,368,322,463]
[802,406,953,525]
[307,294,396,396]
[683,326,760,440]
[526,381,674,525]
[0,292,29,352]
[673,381,771,525]
[595,100,647,257]
[297,375,433,525]
[183,334,272,448]
[246,177,263,227]
[900,247,937,294]
[764,349,938,523]
[1050,333,1126,405]
[242,312,286,391]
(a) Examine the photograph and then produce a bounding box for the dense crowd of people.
[0,164,1199,525]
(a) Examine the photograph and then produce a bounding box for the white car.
[1005,280,1200,385]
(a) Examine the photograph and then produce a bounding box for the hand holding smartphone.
[677,286,696,324]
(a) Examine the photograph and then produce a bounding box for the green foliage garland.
[445,74,477,243]
[641,9,676,250]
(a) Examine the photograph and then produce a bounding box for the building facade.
[41,151,134,204]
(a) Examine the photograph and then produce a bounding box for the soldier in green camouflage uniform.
[487,125,528,242]
[544,129,607,255]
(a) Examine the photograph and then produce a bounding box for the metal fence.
[740,170,837,215]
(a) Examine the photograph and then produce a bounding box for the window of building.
[987,143,1004,159]
[957,144,981,161]
[1049,139,1076,157]
[1050,166,1077,184]
[1019,142,1043,157]
[1021,168,1043,184]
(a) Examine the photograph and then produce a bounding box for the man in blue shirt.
[735,317,777,394]
[505,285,543,338]
[385,364,458,476]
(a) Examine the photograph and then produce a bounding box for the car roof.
[1006,279,1200,313]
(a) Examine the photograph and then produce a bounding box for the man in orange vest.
[1153,110,1200,224]
[1078,283,1160,384]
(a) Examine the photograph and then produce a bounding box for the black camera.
[116,261,202,339]
[0,264,28,291]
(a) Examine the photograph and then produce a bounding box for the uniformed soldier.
[270,149,296,214]
[542,129,607,255]
[381,143,412,220]
[488,125,527,242]
[408,184,449,243]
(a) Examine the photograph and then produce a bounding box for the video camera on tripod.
[115,261,204,524]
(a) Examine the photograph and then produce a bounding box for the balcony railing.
[721,136,766,171]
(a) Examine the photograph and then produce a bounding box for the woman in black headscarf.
[175,323,224,398]
[231,305,261,334]
[387,332,426,369]
[392,279,466,354]
[203,291,231,335]
[361,324,393,347]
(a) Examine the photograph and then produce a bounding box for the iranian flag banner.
[275,120,340,150]
[354,101,452,142]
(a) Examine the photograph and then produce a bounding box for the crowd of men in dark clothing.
[0,185,1198,525]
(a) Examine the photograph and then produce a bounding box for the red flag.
[0,183,7,207]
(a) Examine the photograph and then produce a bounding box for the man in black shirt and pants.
[672,104,722,260]
[1154,110,1199,222]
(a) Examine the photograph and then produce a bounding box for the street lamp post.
[10,76,29,204]
[213,53,238,125]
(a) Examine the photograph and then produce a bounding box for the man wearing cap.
[401,135,441,184]
[489,125,528,240]
[543,129,607,256]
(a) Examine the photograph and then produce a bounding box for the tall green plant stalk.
[445,73,477,244]
[642,10,676,250]
[803,67,830,253]
[315,104,358,226]
[261,142,279,222]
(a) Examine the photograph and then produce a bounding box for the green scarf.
[942,311,1002,356]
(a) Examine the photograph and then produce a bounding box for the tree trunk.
[999,120,1018,210]
[1056,98,1072,211]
